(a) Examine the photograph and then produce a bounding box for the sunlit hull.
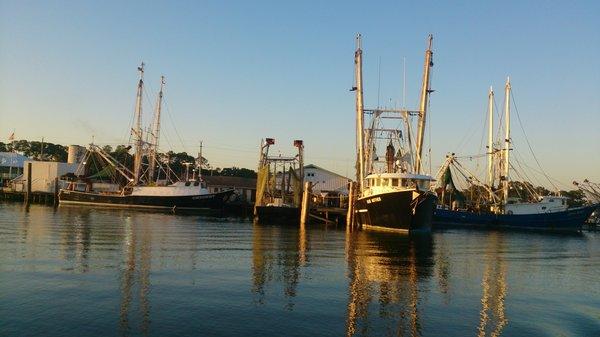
[433,204,599,231]
[58,189,234,210]
[354,190,437,233]
[254,206,300,225]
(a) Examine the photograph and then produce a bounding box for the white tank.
[67,145,85,164]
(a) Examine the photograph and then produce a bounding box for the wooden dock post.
[300,181,311,227]
[25,162,32,205]
[346,181,355,230]
[53,177,59,207]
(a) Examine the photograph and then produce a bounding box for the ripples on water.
[0,203,599,336]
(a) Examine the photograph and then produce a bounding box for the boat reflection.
[345,232,434,337]
[251,223,309,309]
[477,232,507,337]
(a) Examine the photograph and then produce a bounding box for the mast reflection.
[477,232,507,337]
[345,232,434,337]
[119,214,152,336]
[251,223,309,309]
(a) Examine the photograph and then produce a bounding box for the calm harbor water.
[1,203,599,336]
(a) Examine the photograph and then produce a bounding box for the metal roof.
[0,152,30,168]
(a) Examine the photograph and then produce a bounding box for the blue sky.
[1,1,598,187]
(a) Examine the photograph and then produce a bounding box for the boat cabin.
[363,172,435,197]
[505,195,569,215]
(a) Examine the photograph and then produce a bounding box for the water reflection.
[345,232,434,337]
[251,223,309,309]
[3,204,598,337]
[477,233,507,337]
[118,214,152,336]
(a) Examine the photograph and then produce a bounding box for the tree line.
[1,140,257,179]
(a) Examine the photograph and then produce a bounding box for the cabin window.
[391,178,398,186]
[549,199,554,202]
[562,199,565,205]
[382,178,389,186]
[376,178,381,186]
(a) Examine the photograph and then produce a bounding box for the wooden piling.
[25,162,32,205]
[53,177,59,207]
[346,181,355,230]
[300,181,311,227]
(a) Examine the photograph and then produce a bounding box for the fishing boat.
[253,138,305,225]
[433,79,598,231]
[351,34,438,233]
[59,64,233,210]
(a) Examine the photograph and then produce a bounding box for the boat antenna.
[415,34,434,174]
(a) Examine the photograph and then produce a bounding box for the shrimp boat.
[433,80,598,231]
[351,35,438,233]
[59,64,233,210]
[253,138,304,225]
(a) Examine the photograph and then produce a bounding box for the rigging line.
[510,90,559,193]
[515,158,572,190]
[511,147,545,191]
[377,56,381,108]
[509,163,538,199]
[427,97,432,175]
[493,95,504,143]
[162,97,187,152]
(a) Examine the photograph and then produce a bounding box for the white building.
[13,161,79,193]
[303,164,352,195]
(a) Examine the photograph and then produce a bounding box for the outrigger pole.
[415,35,434,174]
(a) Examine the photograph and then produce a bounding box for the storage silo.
[67,145,85,164]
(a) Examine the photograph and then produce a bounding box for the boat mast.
[415,35,434,174]
[198,141,203,181]
[149,75,165,183]
[132,62,145,185]
[354,34,365,192]
[502,77,511,208]
[487,86,495,199]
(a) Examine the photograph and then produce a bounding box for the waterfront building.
[0,152,29,186]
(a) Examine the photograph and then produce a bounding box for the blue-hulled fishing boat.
[432,79,598,231]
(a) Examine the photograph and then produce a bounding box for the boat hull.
[433,204,599,231]
[354,190,437,233]
[254,206,300,225]
[58,189,234,210]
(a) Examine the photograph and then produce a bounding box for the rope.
[510,90,560,193]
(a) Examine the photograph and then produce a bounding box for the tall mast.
[487,86,495,199]
[502,77,511,207]
[132,62,145,185]
[149,76,165,183]
[354,34,365,192]
[415,34,434,174]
